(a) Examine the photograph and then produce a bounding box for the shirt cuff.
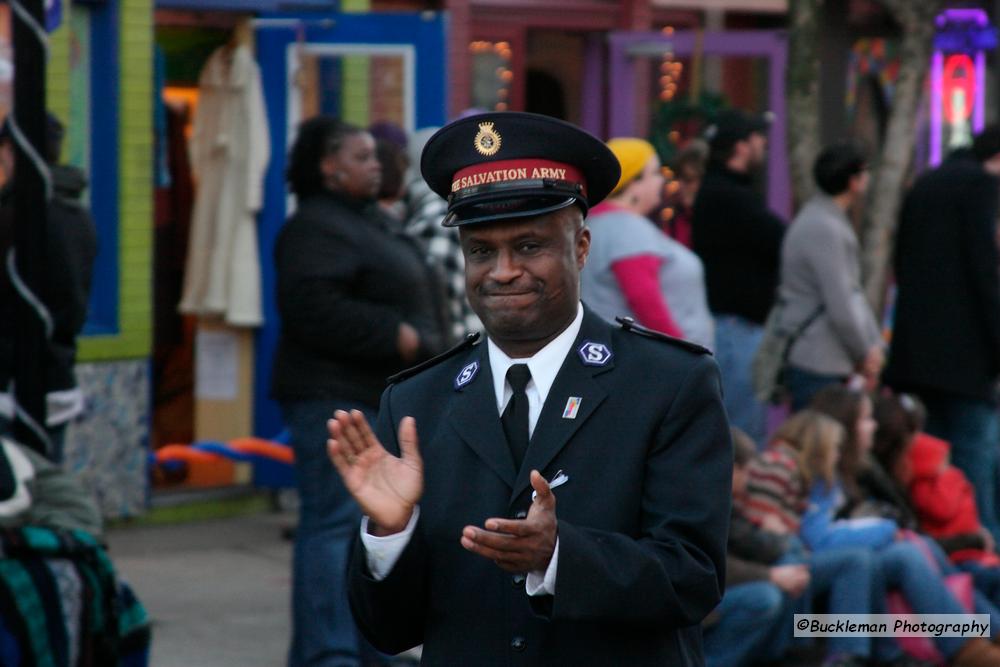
[525,537,559,596]
[361,507,420,581]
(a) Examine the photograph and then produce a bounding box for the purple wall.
[606,30,791,219]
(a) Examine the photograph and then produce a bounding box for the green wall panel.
[77,0,154,362]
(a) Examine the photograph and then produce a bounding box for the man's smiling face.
[461,207,589,355]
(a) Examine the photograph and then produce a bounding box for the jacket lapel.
[509,309,613,504]
[446,344,517,489]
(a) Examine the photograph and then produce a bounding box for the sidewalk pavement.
[106,506,295,667]
[105,500,824,667]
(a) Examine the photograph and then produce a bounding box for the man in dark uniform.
[326,112,732,665]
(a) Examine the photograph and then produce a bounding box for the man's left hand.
[860,345,885,390]
[460,470,557,573]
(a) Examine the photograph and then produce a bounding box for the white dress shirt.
[361,303,585,596]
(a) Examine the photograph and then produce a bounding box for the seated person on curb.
[865,392,1000,635]
[744,414,896,667]
[896,394,1000,606]
[703,427,808,667]
[776,403,1000,667]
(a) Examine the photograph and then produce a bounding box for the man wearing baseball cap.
[325,112,732,664]
[692,109,785,446]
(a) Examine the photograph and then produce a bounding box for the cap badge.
[474,122,502,156]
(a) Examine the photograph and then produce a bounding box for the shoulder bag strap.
[780,303,825,366]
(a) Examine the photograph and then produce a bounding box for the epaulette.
[615,316,711,355]
[387,332,482,385]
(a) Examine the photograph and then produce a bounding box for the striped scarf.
[0,526,149,666]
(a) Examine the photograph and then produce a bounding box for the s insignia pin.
[454,361,480,390]
[474,122,502,156]
[562,397,582,419]
[578,341,612,367]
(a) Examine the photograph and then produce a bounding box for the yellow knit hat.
[606,138,656,196]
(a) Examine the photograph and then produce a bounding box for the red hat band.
[451,159,587,198]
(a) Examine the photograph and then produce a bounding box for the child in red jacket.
[908,432,1000,567]
[898,392,1000,611]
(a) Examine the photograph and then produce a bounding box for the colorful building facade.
[40,0,155,517]
[39,0,448,515]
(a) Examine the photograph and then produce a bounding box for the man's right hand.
[327,410,424,536]
[769,564,810,597]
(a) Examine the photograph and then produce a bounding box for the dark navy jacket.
[691,164,785,324]
[349,308,732,665]
[271,190,451,407]
[0,166,97,394]
[885,155,1000,402]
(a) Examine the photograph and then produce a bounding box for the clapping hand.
[460,471,558,574]
[327,410,423,536]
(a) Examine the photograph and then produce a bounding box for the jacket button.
[510,636,526,651]
[514,510,527,519]
[512,573,526,586]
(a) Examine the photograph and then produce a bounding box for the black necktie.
[502,364,532,470]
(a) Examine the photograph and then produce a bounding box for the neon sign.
[930,9,996,166]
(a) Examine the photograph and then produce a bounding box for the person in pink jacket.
[580,138,714,350]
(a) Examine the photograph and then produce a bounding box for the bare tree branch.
[785,0,823,207]
[861,0,943,311]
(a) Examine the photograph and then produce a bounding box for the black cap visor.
[444,179,587,227]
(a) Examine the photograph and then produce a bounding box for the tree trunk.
[861,0,942,312]
[785,0,823,208]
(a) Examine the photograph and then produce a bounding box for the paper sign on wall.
[195,328,239,401]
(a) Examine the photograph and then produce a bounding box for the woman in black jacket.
[273,116,449,667]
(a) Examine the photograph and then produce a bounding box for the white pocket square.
[532,470,569,500]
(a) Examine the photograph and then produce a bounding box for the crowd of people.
[271,106,1000,666]
[697,120,1000,667]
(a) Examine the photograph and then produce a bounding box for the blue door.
[254,12,447,437]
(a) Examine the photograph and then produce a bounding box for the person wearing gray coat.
[778,143,883,409]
